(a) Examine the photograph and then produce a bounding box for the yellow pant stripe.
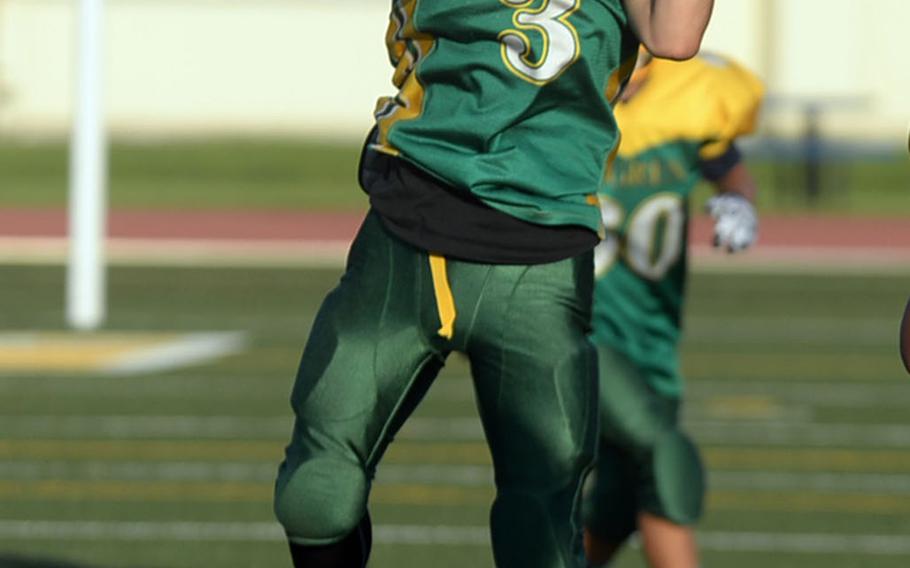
[428,254,456,340]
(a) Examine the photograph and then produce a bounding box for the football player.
[583,49,764,568]
[274,2,714,567]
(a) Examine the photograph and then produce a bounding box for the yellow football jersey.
[592,53,764,397]
[614,52,765,160]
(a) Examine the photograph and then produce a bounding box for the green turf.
[0,265,908,567]
[0,139,368,211]
[1,139,906,214]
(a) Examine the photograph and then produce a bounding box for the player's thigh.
[595,345,704,526]
[288,211,443,436]
[596,345,677,450]
[468,254,597,567]
[276,212,446,541]
[470,254,597,482]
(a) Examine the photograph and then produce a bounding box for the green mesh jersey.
[372,0,639,232]
[591,54,764,397]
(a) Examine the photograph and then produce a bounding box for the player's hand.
[705,192,758,253]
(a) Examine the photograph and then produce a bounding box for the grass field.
[0,139,907,215]
[1,263,909,567]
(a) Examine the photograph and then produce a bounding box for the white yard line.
[101,332,248,376]
[1,520,910,554]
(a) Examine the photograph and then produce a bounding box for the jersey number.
[499,0,581,85]
[595,194,686,281]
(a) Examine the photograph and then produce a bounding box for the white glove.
[705,192,758,253]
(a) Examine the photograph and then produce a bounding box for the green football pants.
[274,210,598,568]
[583,345,705,542]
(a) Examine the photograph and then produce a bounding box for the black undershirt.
[359,142,598,265]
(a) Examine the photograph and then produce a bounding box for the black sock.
[288,512,372,568]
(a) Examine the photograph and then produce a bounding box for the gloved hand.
[705,192,758,253]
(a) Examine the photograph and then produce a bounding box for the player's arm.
[713,160,757,203]
[623,0,714,60]
[701,144,759,253]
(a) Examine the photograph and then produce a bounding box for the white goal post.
[67,0,106,331]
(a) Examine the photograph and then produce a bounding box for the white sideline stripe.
[2,521,910,554]
[0,237,349,268]
[3,237,910,273]
[101,332,248,376]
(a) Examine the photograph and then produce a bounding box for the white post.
[67,0,107,330]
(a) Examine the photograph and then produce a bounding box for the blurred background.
[0,0,908,567]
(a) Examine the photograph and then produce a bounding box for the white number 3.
[499,0,581,85]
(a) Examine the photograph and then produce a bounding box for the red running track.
[1,208,909,249]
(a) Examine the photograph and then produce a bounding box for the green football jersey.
[372,0,639,233]
[591,54,764,397]
[591,142,700,397]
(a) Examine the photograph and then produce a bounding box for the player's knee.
[274,456,368,543]
[537,439,596,492]
[650,430,705,525]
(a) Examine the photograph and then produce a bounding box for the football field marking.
[0,332,247,376]
[102,332,247,375]
[3,520,910,555]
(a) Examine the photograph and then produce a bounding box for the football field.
[1,263,908,568]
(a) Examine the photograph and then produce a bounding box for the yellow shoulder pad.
[614,53,765,159]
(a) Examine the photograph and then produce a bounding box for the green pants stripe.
[275,211,598,568]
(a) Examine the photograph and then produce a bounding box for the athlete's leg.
[274,211,448,565]
[582,442,637,566]
[288,512,373,567]
[465,253,598,568]
[584,346,705,568]
[638,512,699,568]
